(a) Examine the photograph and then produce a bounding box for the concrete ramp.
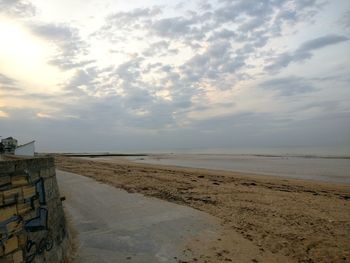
[56,170,219,263]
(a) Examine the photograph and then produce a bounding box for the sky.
[0,0,349,153]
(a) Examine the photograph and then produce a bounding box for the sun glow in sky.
[0,18,62,94]
[0,0,349,153]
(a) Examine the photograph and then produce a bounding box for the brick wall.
[0,157,71,263]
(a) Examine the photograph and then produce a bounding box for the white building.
[15,140,35,157]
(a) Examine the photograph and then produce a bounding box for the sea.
[64,145,350,184]
[122,146,350,184]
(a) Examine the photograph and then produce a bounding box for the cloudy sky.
[0,0,349,153]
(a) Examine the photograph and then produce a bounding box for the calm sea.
[126,153,350,184]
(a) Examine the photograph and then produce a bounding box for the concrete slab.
[56,170,219,263]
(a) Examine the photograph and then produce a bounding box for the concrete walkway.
[56,170,219,263]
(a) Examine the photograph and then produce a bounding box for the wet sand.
[55,156,350,263]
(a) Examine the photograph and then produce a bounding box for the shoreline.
[124,154,350,184]
[44,152,350,159]
[55,155,350,262]
[83,155,350,187]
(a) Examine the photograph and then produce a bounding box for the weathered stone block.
[11,176,28,187]
[22,210,36,221]
[4,236,18,254]
[0,176,11,188]
[0,254,13,263]
[21,185,36,199]
[0,205,17,222]
[2,187,22,205]
[6,220,22,236]
[16,202,32,216]
[40,168,50,178]
[0,162,15,175]
[28,170,40,184]
[14,161,27,173]
[17,234,26,247]
[12,250,23,263]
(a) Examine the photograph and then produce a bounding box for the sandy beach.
[55,155,350,263]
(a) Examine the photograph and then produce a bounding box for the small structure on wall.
[0,137,36,157]
[1,137,18,154]
[15,141,35,157]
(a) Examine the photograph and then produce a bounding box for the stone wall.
[0,156,70,263]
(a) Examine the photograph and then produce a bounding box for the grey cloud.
[93,7,163,43]
[215,0,279,23]
[339,10,350,29]
[275,9,297,22]
[29,23,89,70]
[60,62,179,130]
[124,101,176,129]
[238,17,265,32]
[179,40,246,85]
[142,40,179,57]
[115,57,144,82]
[0,73,15,85]
[97,0,324,71]
[66,68,97,93]
[152,16,197,38]
[107,7,162,27]
[174,2,185,10]
[51,59,95,70]
[260,76,314,96]
[198,1,212,11]
[3,103,350,152]
[0,73,21,91]
[266,34,348,73]
[192,112,281,131]
[64,65,122,97]
[112,57,197,119]
[99,6,162,38]
[297,35,349,52]
[295,0,317,9]
[0,0,35,17]
[30,23,75,40]
[300,100,340,113]
[2,0,349,153]
[208,29,236,40]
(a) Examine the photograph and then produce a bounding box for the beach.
[55,155,350,262]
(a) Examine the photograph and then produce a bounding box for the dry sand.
[55,156,350,263]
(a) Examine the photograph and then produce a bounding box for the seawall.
[0,156,71,263]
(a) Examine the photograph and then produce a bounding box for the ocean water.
[126,154,350,184]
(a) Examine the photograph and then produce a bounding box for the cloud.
[106,7,162,28]
[142,40,179,57]
[339,10,350,29]
[0,110,9,118]
[67,0,330,135]
[208,29,236,40]
[152,16,198,38]
[266,35,349,73]
[0,0,36,17]
[0,73,21,91]
[297,34,349,52]
[96,6,163,41]
[260,76,315,96]
[2,0,349,152]
[29,23,90,70]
